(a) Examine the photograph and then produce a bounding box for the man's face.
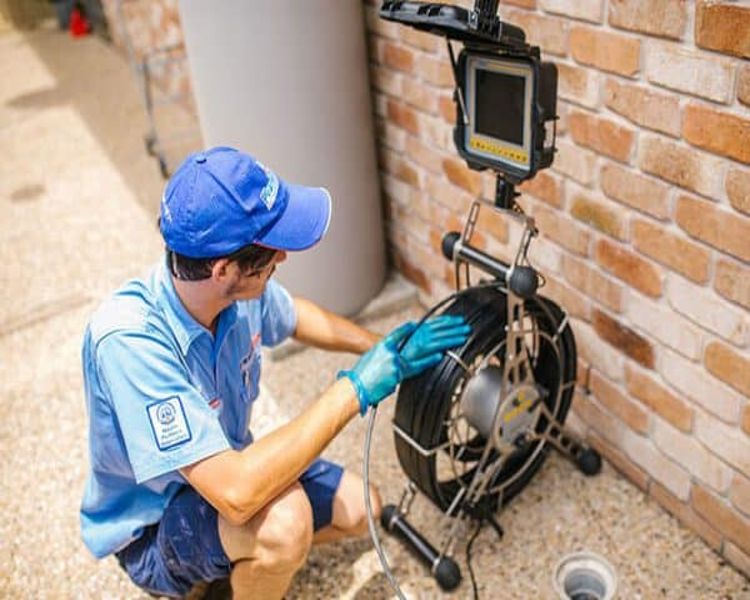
[222,250,287,301]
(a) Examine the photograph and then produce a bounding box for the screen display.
[474,69,526,146]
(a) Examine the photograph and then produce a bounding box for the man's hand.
[397,315,470,379]
[337,323,411,415]
[338,316,470,415]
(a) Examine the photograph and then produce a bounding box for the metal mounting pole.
[494,176,519,210]
[471,0,500,33]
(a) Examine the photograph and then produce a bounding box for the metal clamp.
[392,422,451,457]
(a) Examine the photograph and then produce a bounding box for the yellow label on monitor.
[469,137,529,166]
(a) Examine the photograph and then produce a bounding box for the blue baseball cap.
[159,147,332,258]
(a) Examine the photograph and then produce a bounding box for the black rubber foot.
[380,504,462,591]
[435,556,462,591]
[577,447,602,476]
[381,503,397,529]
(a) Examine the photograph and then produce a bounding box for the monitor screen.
[474,69,526,146]
[455,49,557,182]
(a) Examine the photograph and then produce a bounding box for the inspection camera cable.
[363,405,482,600]
[363,405,408,600]
[362,301,449,600]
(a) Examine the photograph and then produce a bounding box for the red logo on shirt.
[208,398,222,410]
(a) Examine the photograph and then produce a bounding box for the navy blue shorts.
[116,458,344,597]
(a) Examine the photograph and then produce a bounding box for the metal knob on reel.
[442,231,539,300]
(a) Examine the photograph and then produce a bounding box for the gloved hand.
[338,316,470,416]
[397,314,471,379]
[400,315,471,379]
[338,321,415,415]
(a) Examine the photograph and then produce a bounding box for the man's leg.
[312,470,382,544]
[218,482,314,600]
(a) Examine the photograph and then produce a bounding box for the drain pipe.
[553,551,618,600]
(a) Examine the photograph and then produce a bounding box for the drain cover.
[553,551,617,600]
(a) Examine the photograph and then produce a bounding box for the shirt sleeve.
[95,330,231,484]
[259,279,297,347]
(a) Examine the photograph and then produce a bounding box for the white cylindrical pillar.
[178,0,385,315]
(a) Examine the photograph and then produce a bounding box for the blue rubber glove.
[338,322,416,415]
[398,315,471,379]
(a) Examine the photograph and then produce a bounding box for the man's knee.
[220,483,314,573]
[258,487,314,571]
[335,477,382,537]
[357,483,382,534]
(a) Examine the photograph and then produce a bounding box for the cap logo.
[161,193,173,222]
[257,162,279,210]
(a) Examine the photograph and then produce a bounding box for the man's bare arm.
[292,296,380,354]
[180,378,359,526]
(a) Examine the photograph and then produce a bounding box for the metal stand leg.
[527,402,603,476]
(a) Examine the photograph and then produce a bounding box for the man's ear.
[211,258,232,282]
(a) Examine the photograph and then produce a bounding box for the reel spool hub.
[460,366,542,447]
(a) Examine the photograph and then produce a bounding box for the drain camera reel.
[362,2,605,598]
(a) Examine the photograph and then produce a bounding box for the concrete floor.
[0,25,748,600]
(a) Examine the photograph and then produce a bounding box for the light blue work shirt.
[80,260,297,558]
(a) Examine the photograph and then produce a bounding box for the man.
[80,146,470,599]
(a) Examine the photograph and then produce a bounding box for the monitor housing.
[455,50,557,183]
[380,1,559,186]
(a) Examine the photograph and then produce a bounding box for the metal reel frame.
[390,199,594,568]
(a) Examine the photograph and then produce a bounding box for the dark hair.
[167,243,278,281]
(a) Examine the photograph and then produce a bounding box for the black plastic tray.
[379,1,527,49]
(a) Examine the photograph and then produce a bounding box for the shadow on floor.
[12,28,201,216]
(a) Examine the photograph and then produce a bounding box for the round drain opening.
[553,551,617,600]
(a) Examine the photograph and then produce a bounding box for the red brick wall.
[364,0,750,575]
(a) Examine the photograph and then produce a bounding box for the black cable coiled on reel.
[394,285,577,514]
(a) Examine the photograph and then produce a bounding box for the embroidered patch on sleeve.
[147,397,192,451]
